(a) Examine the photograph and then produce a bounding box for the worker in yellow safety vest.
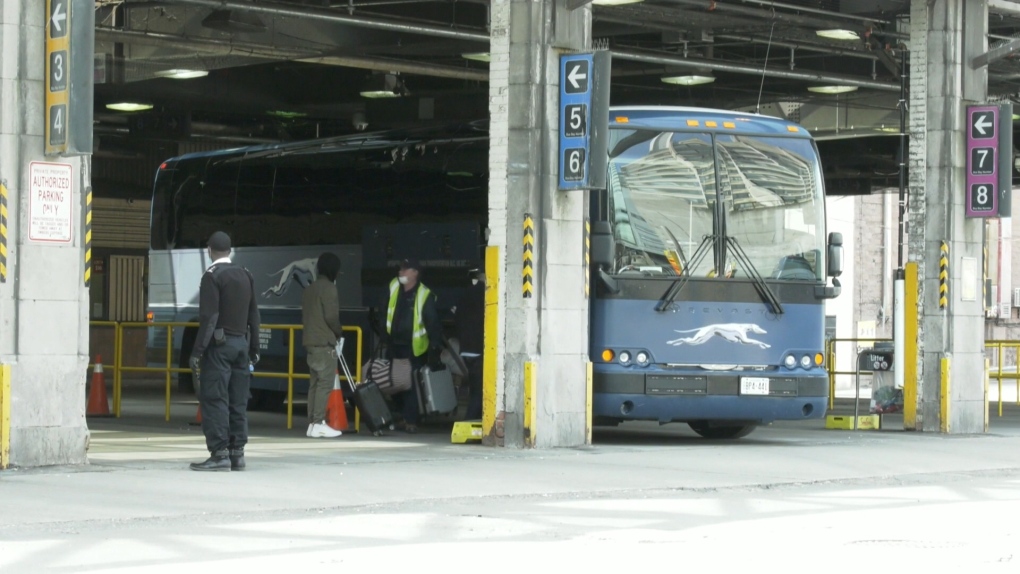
[385,257,443,433]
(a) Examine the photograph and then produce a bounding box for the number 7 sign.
[965,104,1013,217]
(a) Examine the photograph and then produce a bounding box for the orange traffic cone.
[189,404,202,426]
[326,371,349,431]
[86,355,112,417]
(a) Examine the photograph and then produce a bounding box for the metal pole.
[894,46,908,395]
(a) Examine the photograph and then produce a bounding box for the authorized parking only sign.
[29,161,73,243]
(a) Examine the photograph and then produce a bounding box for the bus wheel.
[178,327,198,394]
[688,421,758,439]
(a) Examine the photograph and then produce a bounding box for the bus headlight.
[635,351,649,365]
[784,354,797,369]
[800,355,812,369]
[619,351,631,364]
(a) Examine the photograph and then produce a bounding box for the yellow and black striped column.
[84,187,92,287]
[939,240,949,310]
[0,179,7,284]
[523,213,534,298]
[584,218,590,298]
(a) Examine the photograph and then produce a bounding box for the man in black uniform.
[189,231,261,471]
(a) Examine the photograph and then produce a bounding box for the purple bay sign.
[965,104,1013,218]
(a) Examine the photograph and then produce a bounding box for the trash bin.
[860,342,901,414]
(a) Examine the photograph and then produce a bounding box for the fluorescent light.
[816,29,859,40]
[661,74,715,86]
[462,52,491,63]
[266,110,307,119]
[593,0,644,4]
[359,90,402,99]
[105,102,154,112]
[807,85,858,94]
[360,73,406,98]
[154,69,208,80]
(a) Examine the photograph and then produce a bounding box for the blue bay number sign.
[558,52,610,191]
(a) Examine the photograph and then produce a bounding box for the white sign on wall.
[29,161,73,243]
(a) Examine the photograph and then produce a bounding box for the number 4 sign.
[965,103,1013,218]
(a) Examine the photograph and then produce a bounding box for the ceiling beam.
[97,28,487,81]
[614,48,900,91]
[167,0,489,42]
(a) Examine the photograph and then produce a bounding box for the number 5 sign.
[965,104,1013,218]
[558,52,610,191]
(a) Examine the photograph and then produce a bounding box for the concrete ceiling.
[90,0,1020,189]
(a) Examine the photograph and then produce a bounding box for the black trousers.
[198,336,250,452]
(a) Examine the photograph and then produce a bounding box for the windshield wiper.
[655,235,712,312]
[725,236,784,315]
[654,235,784,315]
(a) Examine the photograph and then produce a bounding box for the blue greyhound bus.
[588,107,842,438]
[147,108,840,432]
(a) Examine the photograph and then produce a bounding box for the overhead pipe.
[169,0,489,42]
[735,0,893,25]
[613,49,900,91]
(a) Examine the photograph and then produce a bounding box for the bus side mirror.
[827,232,843,278]
[591,221,614,268]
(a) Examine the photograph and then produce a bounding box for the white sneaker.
[308,422,343,438]
[306,423,313,437]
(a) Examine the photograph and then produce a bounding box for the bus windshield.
[606,129,825,281]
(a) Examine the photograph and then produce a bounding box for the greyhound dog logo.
[262,258,318,298]
[667,323,771,349]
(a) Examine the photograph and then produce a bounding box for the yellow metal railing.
[985,340,1020,417]
[826,337,1019,418]
[90,321,362,430]
[824,337,893,410]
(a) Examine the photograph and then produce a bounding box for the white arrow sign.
[51,2,66,34]
[567,64,588,91]
[974,113,994,135]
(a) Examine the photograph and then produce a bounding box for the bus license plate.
[740,377,769,395]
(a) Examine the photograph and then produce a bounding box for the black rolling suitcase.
[339,340,393,435]
[352,381,394,435]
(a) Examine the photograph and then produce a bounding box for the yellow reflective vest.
[386,279,432,357]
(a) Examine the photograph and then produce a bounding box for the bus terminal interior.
[7,0,1020,468]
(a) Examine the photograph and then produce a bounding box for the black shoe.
[229,448,245,471]
[190,450,230,471]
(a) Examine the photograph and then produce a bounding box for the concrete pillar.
[488,0,591,447]
[0,0,90,466]
[907,0,987,433]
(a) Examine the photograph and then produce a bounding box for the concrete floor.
[3,381,1020,572]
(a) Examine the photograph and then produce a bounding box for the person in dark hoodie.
[301,252,345,438]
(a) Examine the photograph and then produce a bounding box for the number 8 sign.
[965,104,1012,218]
[970,184,994,213]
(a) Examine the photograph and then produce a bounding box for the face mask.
[471,279,479,286]
[398,275,409,285]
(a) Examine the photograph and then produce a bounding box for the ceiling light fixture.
[154,69,209,80]
[105,102,154,112]
[266,110,307,119]
[816,29,859,41]
[592,0,644,5]
[462,52,492,63]
[661,74,715,86]
[360,73,407,99]
[807,85,858,94]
